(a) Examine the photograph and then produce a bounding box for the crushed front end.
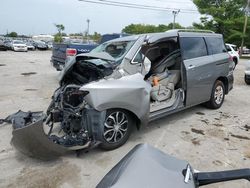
[10,55,115,160]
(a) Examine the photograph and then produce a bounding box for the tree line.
[122,0,250,48]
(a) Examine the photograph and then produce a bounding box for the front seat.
[150,71,180,102]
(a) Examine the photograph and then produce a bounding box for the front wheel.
[205,80,225,109]
[99,109,134,150]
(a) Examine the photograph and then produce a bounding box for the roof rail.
[167,29,215,34]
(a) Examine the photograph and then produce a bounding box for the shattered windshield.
[91,40,136,60]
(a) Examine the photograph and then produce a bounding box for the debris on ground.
[230,133,250,140]
[201,119,209,125]
[191,138,201,145]
[21,72,37,76]
[24,89,38,91]
[196,112,205,115]
[191,128,205,135]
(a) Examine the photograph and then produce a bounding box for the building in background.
[32,34,54,42]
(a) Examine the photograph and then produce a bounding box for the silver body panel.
[74,31,233,125]
[80,73,152,124]
[97,144,195,188]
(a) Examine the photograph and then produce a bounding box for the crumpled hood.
[76,52,115,62]
[59,52,116,84]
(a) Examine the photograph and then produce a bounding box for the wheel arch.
[103,107,142,130]
[216,76,229,94]
[232,56,238,64]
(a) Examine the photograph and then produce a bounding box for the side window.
[180,37,207,60]
[132,49,143,64]
[205,37,227,55]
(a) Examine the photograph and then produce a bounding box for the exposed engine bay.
[43,58,115,148]
[46,85,89,147]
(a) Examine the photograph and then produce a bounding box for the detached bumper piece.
[1,110,93,160]
[9,111,69,160]
[12,119,70,160]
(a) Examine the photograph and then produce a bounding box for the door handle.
[188,65,196,69]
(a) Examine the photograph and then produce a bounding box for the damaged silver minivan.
[12,30,234,158]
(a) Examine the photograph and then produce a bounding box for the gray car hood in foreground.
[80,73,152,124]
[97,144,195,188]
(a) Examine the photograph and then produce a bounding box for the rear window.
[205,37,226,55]
[180,37,207,60]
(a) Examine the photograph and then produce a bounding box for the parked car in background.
[226,43,239,68]
[33,41,48,50]
[46,41,53,49]
[4,41,12,50]
[11,40,28,52]
[0,40,8,51]
[26,42,35,50]
[51,33,129,71]
[242,47,250,54]
[245,60,250,85]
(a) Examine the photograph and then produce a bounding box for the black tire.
[205,80,225,109]
[245,75,250,85]
[99,109,134,150]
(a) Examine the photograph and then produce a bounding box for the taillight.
[66,48,77,56]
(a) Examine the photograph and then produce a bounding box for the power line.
[100,0,197,12]
[78,0,199,14]
[153,0,193,4]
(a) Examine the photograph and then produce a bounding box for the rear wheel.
[205,80,225,109]
[99,109,134,150]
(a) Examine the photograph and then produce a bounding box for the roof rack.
[167,29,215,34]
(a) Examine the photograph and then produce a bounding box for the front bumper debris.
[11,118,70,160]
[8,111,69,160]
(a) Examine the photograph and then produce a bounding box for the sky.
[0,0,201,36]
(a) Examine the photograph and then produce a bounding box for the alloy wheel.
[103,111,128,143]
[214,85,224,105]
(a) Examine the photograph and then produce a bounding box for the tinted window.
[205,37,226,55]
[180,37,207,60]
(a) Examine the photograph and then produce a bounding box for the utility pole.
[172,10,180,29]
[86,19,90,42]
[240,0,250,57]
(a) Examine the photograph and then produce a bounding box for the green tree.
[92,32,101,42]
[193,0,250,47]
[54,24,65,43]
[6,32,18,37]
[122,23,184,34]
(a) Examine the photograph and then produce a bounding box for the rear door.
[179,35,214,107]
[205,37,229,78]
